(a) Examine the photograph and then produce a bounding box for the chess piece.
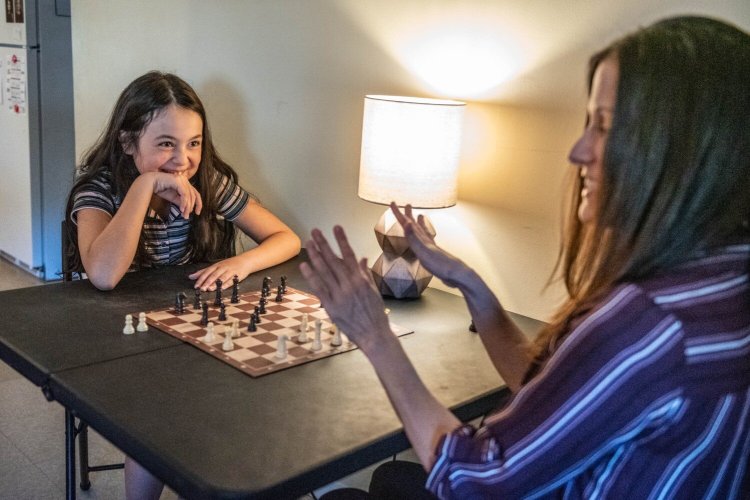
[214,279,223,306]
[469,320,477,333]
[175,292,186,314]
[258,297,267,314]
[123,314,135,335]
[280,275,287,293]
[298,313,309,343]
[222,329,234,351]
[248,316,257,332]
[330,324,342,347]
[231,275,240,304]
[193,289,201,310]
[231,319,240,338]
[262,276,272,297]
[200,302,209,326]
[204,322,216,342]
[311,319,322,351]
[218,302,227,321]
[136,312,148,332]
[275,334,288,359]
[274,286,283,303]
[253,306,262,324]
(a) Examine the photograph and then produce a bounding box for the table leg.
[65,409,77,500]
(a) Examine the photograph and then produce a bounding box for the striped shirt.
[71,169,250,266]
[427,245,750,499]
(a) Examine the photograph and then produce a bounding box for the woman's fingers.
[305,235,339,294]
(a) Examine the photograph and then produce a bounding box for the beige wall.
[71,0,750,320]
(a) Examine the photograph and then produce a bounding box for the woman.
[302,16,749,498]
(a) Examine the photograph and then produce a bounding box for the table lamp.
[358,95,465,298]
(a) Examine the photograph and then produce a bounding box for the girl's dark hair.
[63,71,238,273]
[531,16,750,365]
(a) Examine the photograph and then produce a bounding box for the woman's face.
[568,57,619,224]
[126,104,203,180]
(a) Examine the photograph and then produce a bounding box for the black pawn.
[175,292,186,314]
[261,284,270,298]
[200,302,209,326]
[258,298,266,314]
[469,320,477,333]
[253,306,262,324]
[214,279,223,306]
[218,302,227,321]
[247,316,257,332]
[231,275,240,304]
[274,286,283,303]
[193,289,201,310]
[280,275,287,293]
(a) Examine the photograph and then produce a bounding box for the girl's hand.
[300,226,394,356]
[189,255,251,291]
[390,202,472,290]
[150,171,203,219]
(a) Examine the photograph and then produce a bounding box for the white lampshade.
[358,95,465,208]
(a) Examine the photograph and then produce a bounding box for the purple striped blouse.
[427,245,750,499]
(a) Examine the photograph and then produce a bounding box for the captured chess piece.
[469,320,477,333]
[136,312,148,332]
[123,314,135,335]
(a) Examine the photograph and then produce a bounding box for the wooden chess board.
[142,287,413,377]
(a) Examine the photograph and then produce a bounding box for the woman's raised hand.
[300,226,394,356]
[390,202,472,290]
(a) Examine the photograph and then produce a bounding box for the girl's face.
[126,104,203,179]
[568,57,619,224]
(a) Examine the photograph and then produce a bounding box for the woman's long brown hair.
[528,16,750,372]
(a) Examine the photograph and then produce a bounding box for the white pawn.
[310,319,322,351]
[330,324,342,347]
[298,313,309,343]
[123,314,135,335]
[136,312,148,332]
[276,334,288,359]
[222,329,234,351]
[231,319,240,338]
[204,322,216,342]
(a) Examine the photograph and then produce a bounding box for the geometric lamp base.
[371,252,433,299]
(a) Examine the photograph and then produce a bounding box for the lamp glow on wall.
[358,95,465,298]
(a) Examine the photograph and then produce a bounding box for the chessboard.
[142,286,413,377]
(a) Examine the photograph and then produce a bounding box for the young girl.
[65,71,301,498]
[65,71,300,291]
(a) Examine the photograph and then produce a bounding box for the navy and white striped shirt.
[71,170,250,266]
[427,245,750,499]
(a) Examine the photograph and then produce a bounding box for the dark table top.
[0,253,544,499]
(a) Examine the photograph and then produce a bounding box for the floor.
[0,257,415,499]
